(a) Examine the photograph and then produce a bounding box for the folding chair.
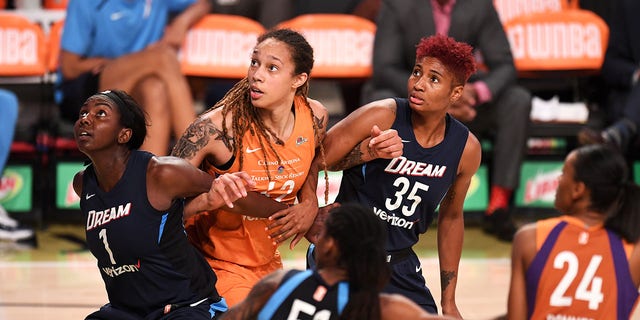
[47,19,63,74]
[0,13,48,80]
[493,0,576,24]
[504,9,608,75]
[180,14,265,79]
[0,13,49,227]
[42,0,68,10]
[276,14,376,79]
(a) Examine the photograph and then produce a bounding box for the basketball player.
[170,28,330,307]
[220,203,453,320]
[508,144,640,319]
[73,89,265,319]
[300,34,481,317]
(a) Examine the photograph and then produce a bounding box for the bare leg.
[132,77,171,155]
[99,44,196,151]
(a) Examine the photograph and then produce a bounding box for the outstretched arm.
[436,133,481,318]
[171,111,287,218]
[329,124,403,171]
[183,175,291,220]
[147,156,254,213]
[218,270,286,320]
[322,99,399,169]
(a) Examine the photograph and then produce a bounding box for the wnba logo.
[507,22,603,60]
[302,29,373,67]
[0,28,39,65]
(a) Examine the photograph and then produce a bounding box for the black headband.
[99,90,127,110]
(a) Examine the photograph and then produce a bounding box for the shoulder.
[463,131,481,156]
[198,107,229,131]
[329,98,398,135]
[512,222,537,259]
[253,269,289,295]
[353,98,398,124]
[458,131,481,174]
[72,169,86,198]
[306,97,328,116]
[172,106,235,162]
[513,222,537,244]
[146,156,189,182]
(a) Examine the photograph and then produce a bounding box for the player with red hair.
[415,34,477,87]
[296,34,481,318]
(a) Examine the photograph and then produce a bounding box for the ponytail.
[605,182,640,243]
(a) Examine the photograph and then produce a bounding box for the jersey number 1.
[99,228,117,265]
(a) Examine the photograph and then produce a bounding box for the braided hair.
[572,144,640,242]
[205,28,329,200]
[325,203,390,320]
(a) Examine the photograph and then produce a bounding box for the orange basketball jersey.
[527,216,639,319]
[185,95,316,268]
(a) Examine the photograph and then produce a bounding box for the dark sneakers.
[482,208,516,242]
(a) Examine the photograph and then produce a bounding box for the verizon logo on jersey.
[86,203,132,231]
[384,156,446,177]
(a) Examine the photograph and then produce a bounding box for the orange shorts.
[210,253,283,307]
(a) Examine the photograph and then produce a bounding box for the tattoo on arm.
[329,141,365,171]
[365,141,376,159]
[170,117,233,159]
[440,270,457,291]
[440,189,456,207]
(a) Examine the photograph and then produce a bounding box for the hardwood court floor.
[0,224,511,319]
[0,224,637,320]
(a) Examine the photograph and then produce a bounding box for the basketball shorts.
[306,244,437,314]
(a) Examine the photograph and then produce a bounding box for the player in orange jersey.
[508,144,640,319]
[171,28,326,307]
[171,28,400,307]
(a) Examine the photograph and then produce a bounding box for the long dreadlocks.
[205,29,329,202]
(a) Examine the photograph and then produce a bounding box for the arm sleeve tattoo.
[328,141,365,171]
[171,117,233,160]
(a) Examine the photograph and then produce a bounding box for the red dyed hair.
[415,34,476,85]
